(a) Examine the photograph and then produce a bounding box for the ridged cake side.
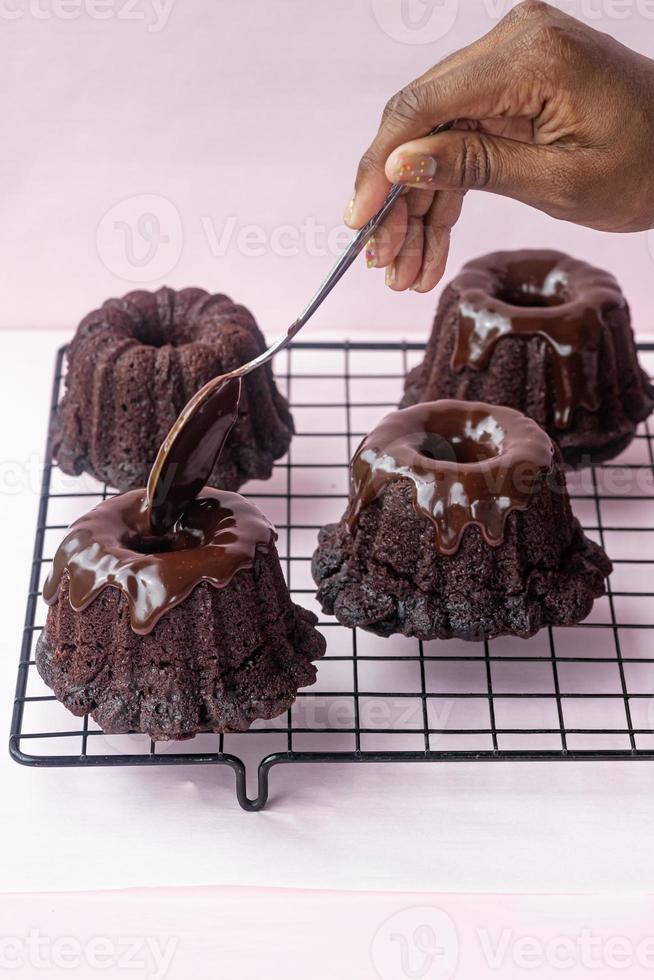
[312,455,611,641]
[53,287,293,491]
[37,543,325,739]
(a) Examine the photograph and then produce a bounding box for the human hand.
[345,0,654,292]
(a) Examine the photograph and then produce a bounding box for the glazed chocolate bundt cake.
[37,488,325,739]
[53,287,293,491]
[402,251,654,467]
[312,400,611,641]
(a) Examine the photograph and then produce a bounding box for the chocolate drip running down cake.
[53,287,293,492]
[402,251,654,467]
[312,401,611,641]
[37,489,325,739]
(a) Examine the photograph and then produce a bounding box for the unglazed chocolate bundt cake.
[402,251,654,467]
[312,401,611,641]
[37,488,325,739]
[53,287,293,491]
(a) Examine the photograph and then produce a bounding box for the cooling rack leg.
[228,757,271,812]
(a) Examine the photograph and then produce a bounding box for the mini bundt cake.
[37,488,325,739]
[312,400,611,641]
[402,251,654,467]
[53,287,293,491]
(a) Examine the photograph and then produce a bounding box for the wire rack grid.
[9,341,654,810]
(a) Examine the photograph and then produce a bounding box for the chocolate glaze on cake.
[453,252,620,428]
[402,251,654,466]
[43,488,275,635]
[346,401,554,555]
[38,488,325,739]
[313,400,611,641]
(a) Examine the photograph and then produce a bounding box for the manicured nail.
[395,154,437,185]
[385,263,396,287]
[365,236,377,269]
[344,194,356,226]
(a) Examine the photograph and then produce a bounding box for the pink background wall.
[3,0,654,340]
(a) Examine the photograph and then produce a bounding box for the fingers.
[413,191,464,293]
[406,187,437,219]
[367,189,435,271]
[368,188,464,293]
[383,190,464,293]
[385,129,581,216]
[344,48,521,230]
[365,193,408,270]
[363,127,575,292]
[344,2,567,229]
[387,190,445,290]
[387,216,424,292]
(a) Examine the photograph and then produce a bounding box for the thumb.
[385,130,579,215]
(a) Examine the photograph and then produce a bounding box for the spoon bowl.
[146,376,242,535]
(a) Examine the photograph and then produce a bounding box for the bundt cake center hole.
[131,322,174,348]
[418,434,457,463]
[126,527,205,554]
[419,417,504,465]
[496,265,571,308]
[419,433,498,464]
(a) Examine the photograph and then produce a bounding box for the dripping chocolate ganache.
[43,488,274,634]
[38,485,325,739]
[401,250,654,467]
[313,400,611,641]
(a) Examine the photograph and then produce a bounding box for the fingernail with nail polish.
[344,195,356,225]
[385,263,396,287]
[395,154,437,185]
[365,237,377,269]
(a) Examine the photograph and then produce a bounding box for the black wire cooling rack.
[9,341,654,810]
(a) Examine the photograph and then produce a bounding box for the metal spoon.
[146,120,455,534]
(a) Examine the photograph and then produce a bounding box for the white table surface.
[2,327,654,900]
